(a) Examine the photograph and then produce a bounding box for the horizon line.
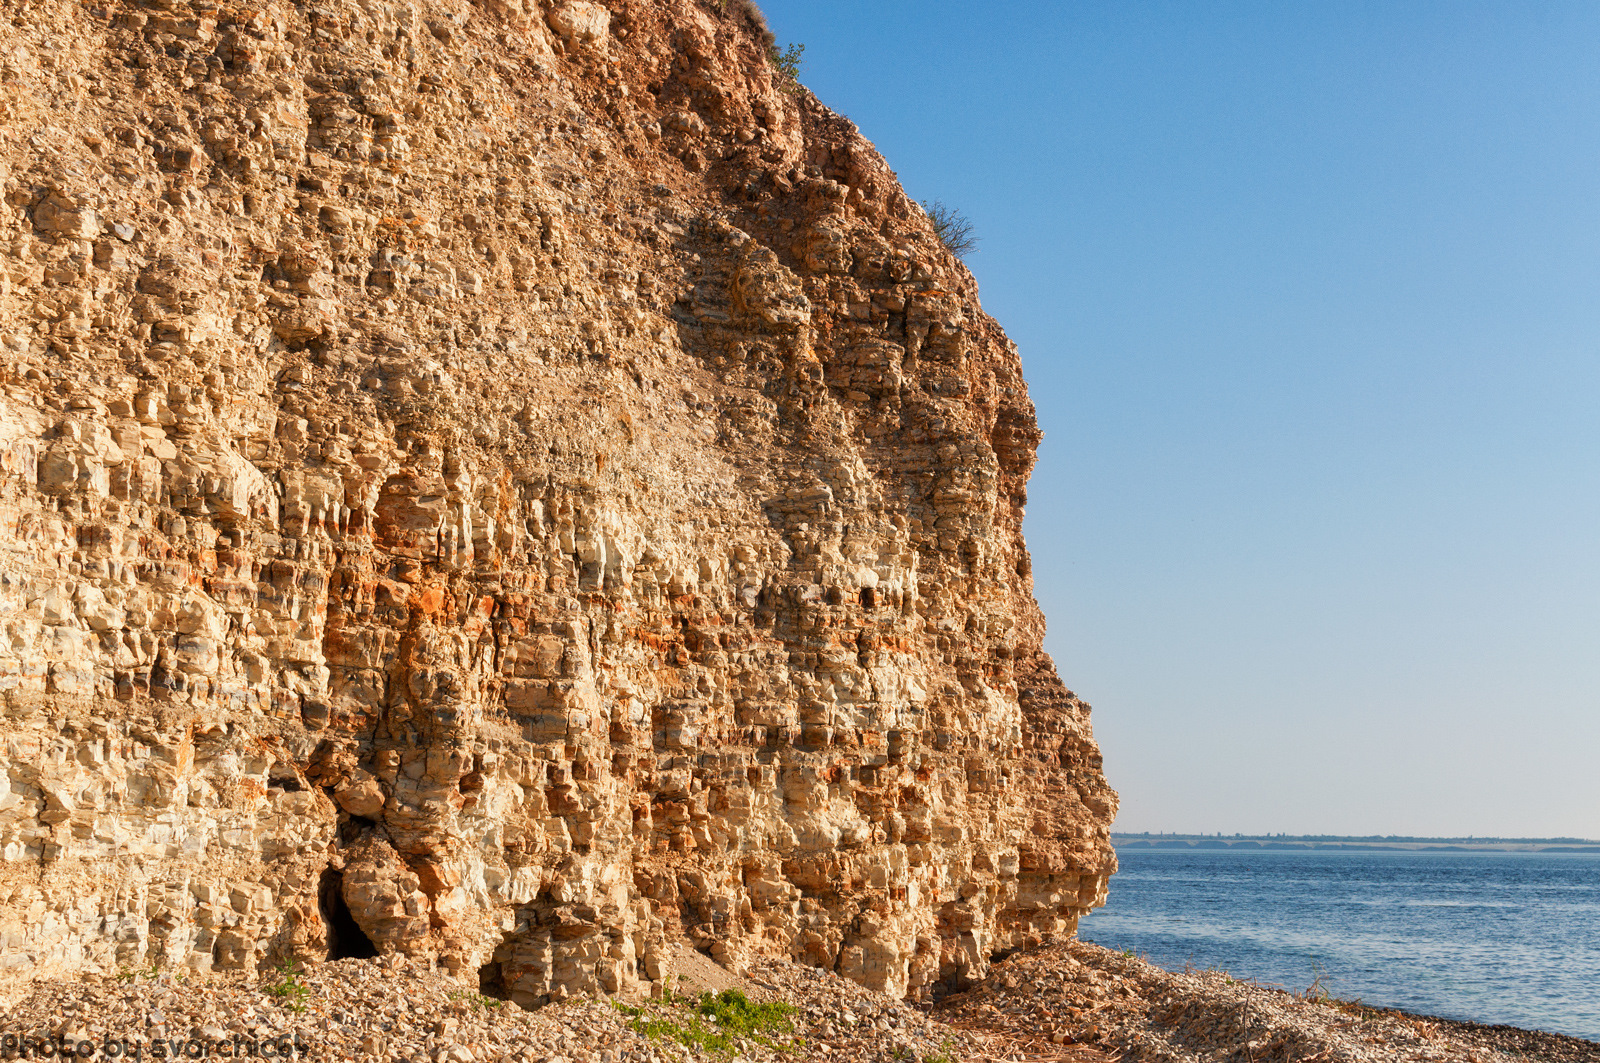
[1112,831,1600,844]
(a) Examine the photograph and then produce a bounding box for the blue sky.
[758,0,1600,837]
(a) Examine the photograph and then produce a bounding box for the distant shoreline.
[1112,832,1600,853]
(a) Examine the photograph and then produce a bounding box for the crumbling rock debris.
[0,0,1116,1006]
[937,941,1600,1063]
[0,951,1000,1063]
[9,942,1585,1063]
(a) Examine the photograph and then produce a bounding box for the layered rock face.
[0,0,1116,1004]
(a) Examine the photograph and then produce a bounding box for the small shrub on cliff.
[922,200,979,259]
[768,40,806,92]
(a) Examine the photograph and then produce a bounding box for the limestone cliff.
[0,0,1117,1003]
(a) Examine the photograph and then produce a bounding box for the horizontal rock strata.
[0,0,1116,1003]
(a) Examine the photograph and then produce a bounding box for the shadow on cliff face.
[319,869,380,961]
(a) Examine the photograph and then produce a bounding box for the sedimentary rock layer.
[0,0,1117,1003]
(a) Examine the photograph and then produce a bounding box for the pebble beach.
[3,940,1595,1063]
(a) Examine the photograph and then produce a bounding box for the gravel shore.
[936,940,1600,1063]
[1,940,1592,1063]
[0,950,985,1063]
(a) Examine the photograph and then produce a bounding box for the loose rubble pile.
[936,941,1600,1063]
[2,943,1594,1063]
[0,951,991,1063]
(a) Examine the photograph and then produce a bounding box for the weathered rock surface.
[0,0,1116,1004]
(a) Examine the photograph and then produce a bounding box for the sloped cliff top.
[0,0,1115,1004]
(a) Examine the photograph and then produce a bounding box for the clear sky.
[758,0,1600,838]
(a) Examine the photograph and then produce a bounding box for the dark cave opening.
[319,868,380,961]
[478,958,511,1000]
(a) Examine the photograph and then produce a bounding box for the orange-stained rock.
[0,0,1115,1004]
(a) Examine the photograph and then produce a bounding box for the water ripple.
[1081,850,1600,1041]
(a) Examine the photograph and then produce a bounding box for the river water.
[1078,848,1600,1041]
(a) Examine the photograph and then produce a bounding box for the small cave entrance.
[478,958,511,1001]
[477,933,515,1002]
[318,868,379,961]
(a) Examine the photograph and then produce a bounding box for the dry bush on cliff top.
[709,0,802,85]
[711,0,774,42]
[923,200,980,258]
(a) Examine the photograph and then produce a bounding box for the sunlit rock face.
[0,0,1116,1003]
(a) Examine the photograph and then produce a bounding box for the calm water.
[1079,849,1600,1042]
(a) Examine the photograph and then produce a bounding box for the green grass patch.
[447,989,505,1011]
[264,961,312,1013]
[615,989,799,1058]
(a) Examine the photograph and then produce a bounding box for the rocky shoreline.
[1,939,1593,1063]
[938,941,1600,1063]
